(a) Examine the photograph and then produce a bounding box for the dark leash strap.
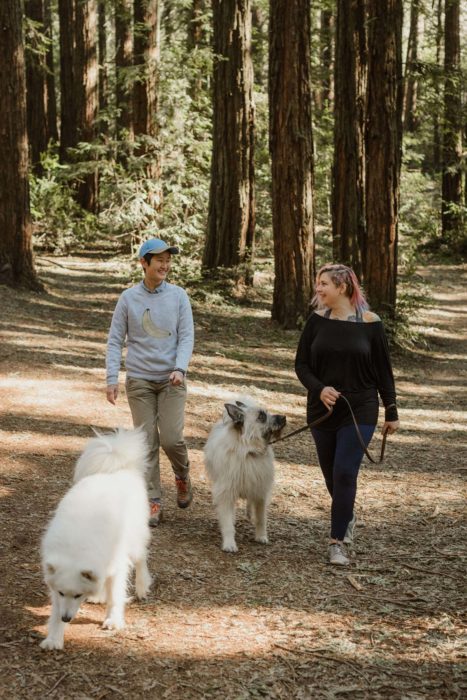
[269,394,389,464]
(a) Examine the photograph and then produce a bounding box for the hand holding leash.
[320,386,340,410]
[382,420,399,435]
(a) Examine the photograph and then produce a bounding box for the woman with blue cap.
[106,238,195,526]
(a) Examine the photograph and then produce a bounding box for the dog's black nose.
[275,415,287,428]
[61,615,72,623]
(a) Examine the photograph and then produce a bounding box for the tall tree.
[44,0,58,143]
[25,0,49,174]
[317,6,334,112]
[332,0,367,276]
[269,0,315,328]
[441,0,463,239]
[403,0,420,131]
[74,0,99,212]
[58,0,76,160]
[365,0,403,316]
[203,0,256,273]
[98,0,109,128]
[0,0,40,289]
[58,0,99,212]
[133,0,162,184]
[187,0,207,97]
[187,0,206,48]
[115,0,133,140]
[433,0,443,171]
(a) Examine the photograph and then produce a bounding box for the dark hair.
[143,253,154,266]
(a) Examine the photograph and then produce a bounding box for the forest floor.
[0,253,465,699]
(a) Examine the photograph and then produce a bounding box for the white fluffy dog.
[204,397,286,553]
[40,428,152,651]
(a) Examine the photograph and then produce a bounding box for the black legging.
[311,423,375,540]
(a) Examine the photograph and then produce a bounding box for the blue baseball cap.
[138,238,180,258]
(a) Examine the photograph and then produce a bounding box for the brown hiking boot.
[149,499,163,527]
[175,476,193,509]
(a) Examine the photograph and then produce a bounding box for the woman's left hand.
[382,420,400,435]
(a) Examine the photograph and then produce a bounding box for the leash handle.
[270,395,389,463]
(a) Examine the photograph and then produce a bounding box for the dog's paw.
[40,637,64,651]
[135,587,151,601]
[135,577,152,600]
[222,541,238,553]
[255,535,269,545]
[102,616,125,631]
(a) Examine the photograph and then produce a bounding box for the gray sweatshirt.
[106,280,194,385]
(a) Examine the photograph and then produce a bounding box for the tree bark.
[317,8,334,112]
[74,0,99,212]
[187,0,207,97]
[0,0,41,289]
[203,0,256,275]
[115,0,133,139]
[187,0,206,48]
[25,0,49,174]
[433,0,443,171]
[403,0,420,132]
[269,0,315,328]
[364,0,403,316]
[58,0,77,160]
[332,0,367,277]
[98,0,109,130]
[44,0,58,142]
[441,0,463,239]
[133,0,162,184]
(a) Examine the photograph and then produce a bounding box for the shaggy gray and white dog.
[204,397,286,553]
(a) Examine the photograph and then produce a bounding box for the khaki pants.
[125,377,189,500]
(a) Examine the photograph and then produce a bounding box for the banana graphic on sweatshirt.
[142,309,171,338]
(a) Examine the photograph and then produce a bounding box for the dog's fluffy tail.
[73,427,149,482]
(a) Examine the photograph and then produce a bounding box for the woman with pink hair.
[295,263,400,565]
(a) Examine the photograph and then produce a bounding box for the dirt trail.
[0,255,465,699]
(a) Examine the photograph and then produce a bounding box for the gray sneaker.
[329,542,350,566]
[343,514,357,544]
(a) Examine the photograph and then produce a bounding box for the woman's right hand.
[320,386,340,410]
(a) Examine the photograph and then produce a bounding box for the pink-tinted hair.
[312,263,369,314]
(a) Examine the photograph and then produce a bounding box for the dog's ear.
[81,570,97,583]
[225,403,244,425]
[235,400,247,409]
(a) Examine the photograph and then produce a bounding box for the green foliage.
[30,150,98,253]
[381,281,432,351]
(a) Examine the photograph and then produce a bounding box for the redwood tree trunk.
[58,0,76,159]
[203,0,256,273]
[0,0,41,289]
[25,0,49,174]
[44,0,58,142]
[365,0,403,316]
[269,0,315,328]
[133,0,162,183]
[332,0,367,277]
[441,0,463,238]
[433,0,443,171]
[403,0,420,132]
[98,0,108,129]
[115,0,133,139]
[318,8,334,112]
[74,0,99,212]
